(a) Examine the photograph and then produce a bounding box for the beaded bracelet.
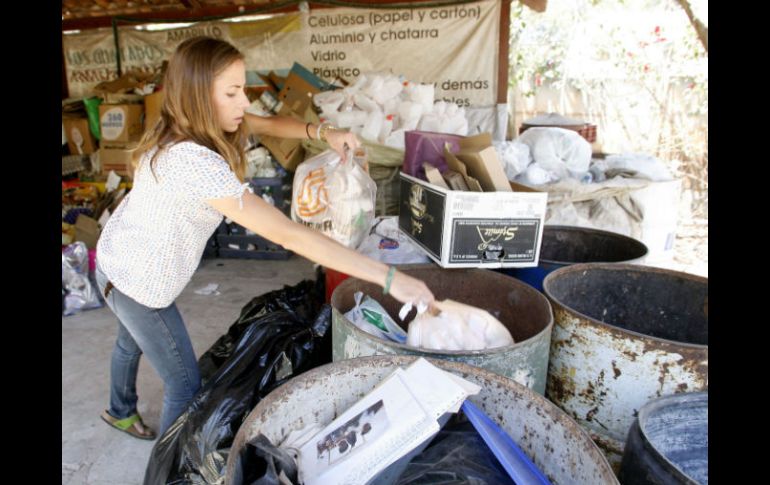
[305,122,313,140]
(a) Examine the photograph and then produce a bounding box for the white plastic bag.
[406,299,514,351]
[604,153,674,181]
[356,216,430,264]
[493,140,532,180]
[62,241,103,316]
[517,127,592,181]
[292,150,377,249]
[516,163,558,186]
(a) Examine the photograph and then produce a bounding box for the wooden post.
[497,0,511,104]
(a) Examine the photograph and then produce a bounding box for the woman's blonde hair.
[133,36,248,181]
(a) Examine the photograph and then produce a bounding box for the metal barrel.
[499,225,649,292]
[543,263,708,472]
[330,263,554,394]
[225,355,619,485]
[618,392,708,485]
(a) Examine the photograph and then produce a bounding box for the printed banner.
[63,0,500,106]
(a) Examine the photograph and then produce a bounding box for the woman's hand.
[387,269,436,309]
[325,129,360,163]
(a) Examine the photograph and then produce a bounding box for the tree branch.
[672,0,708,53]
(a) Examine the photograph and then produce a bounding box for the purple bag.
[403,130,464,181]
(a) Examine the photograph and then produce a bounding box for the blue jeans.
[95,265,201,435]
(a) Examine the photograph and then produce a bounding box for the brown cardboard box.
[454,132,512,192]
[101,93,144,105]
[275,65,323,117]
[260,134,305,172]
[455,146,513,192]
[398,132,548,268]
[74,214,101,249]
[99,104,144,146]
[258,71,286,94]
[277,83,318,117]
[261,105,320,171]
[444,145,482,192]
[144,91,164,131]
[424,163,449,189]
[258,64,327,171]
[63,117,97,155]
[99,143,138,178]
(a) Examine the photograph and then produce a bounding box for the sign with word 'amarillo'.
[63,0,500,106]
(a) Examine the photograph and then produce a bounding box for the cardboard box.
[99,104,144,145]
[98,144,137,178]
[101,93,144,105]
[258,63,329,171]
[143,91,164,131]
[74,214,101,249]
[62,117,97,155]
[275,63,328,116]
[398,172,548,268]
[261,104,320,172]
[260,134,305,172]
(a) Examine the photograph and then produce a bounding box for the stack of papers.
[293,358,480,485]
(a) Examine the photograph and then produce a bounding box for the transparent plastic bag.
[62,241,102,316]
[292,149,377,249]
[344,291,408,343]
[356,216,430,265]
[517,127,592,181]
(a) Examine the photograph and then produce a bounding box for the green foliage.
[508,0,707,215]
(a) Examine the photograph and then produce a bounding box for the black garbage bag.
[394,418,516,485]
[143,277,332,485]
[198,273,326,382]
[229,433,300,485]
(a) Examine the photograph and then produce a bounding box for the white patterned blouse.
[97,141,252,308]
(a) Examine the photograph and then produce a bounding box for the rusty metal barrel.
[330,264,554,394]
[543,263,708,471]
[499,225,648,292]
[225,355,619,485]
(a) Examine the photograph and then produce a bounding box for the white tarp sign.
[63,21,232,96]
[63,0,500,106]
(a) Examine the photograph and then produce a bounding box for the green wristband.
[383,266,396,295]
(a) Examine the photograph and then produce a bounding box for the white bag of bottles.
[292,149,377,249]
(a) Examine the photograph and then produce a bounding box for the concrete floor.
[62,244,706,485]
[62,256,317,485]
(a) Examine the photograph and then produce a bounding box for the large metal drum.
[331,264,554,394]
[543,263,708,470]
[499,225,648,292]
[226,355,619,485]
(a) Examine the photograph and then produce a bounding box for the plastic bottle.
[579,171,594,184]
[379,114,394,143]
[589,164,606,182]
[337,110,368,128]
[374,77,404,104]
[361,110,383,142]
[261,187,276,206]
[354,93,379,113]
